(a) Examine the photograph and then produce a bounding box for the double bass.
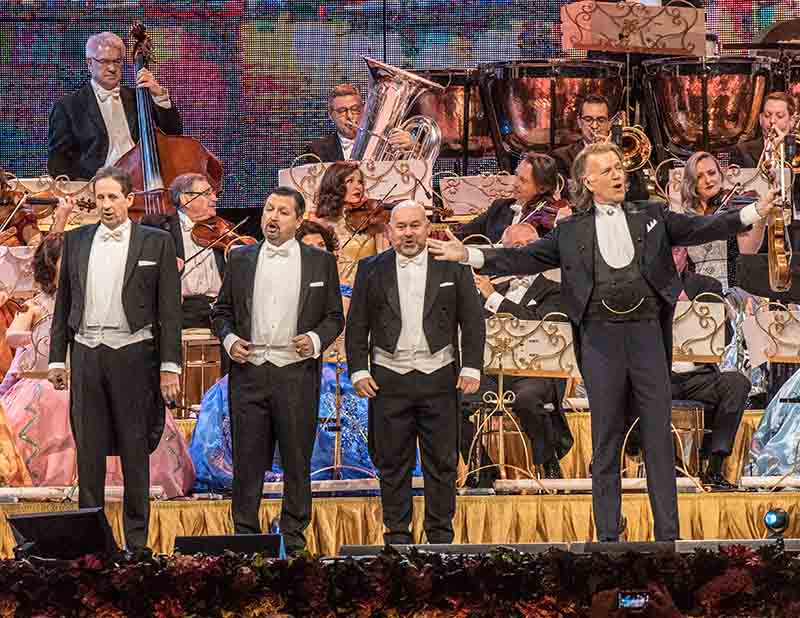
[115,22,223,222]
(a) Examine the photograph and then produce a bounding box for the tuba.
[350,57,444,162]
[606,112,652,172]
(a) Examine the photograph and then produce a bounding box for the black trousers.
[229,358,319,552]
[670,367,750,456]
[462,374,570,465]
[70,340,161,550]
[370,363,458,545]
[580,320,678,542]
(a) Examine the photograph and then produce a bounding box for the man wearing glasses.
[303,83,412,162]
[551,94,612,188]
[48,31,182,181]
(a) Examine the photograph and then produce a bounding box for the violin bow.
[338,182,398,254]
[182,216,250,275]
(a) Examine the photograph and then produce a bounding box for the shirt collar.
[178,210,195,232]
[91,79,121,100]
[261,238,299,255]
[396,247,428,268]
[338,133,355,148]
[97,219,131,239]
[593,201,623,216]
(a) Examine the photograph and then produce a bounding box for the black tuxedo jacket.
[455,198,516,244]
[211,242,344,358]
[730,138,763,169]
[551,140,584,182]
[489,275,564,321]
[478,201,749,367]
[345,249,486,378]
[49,222,183,367]
[303,133,344,163]
[163,213,226,278]
[47,83,183,180]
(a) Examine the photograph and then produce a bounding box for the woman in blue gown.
[747,368,800,476]
[190,221,377,492]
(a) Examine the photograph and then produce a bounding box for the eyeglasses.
[90,57,124,67]
[332,105,363,116]
[580,116,609,126]
[185,188,219,198]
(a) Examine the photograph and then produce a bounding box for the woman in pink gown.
[1,234,195,497]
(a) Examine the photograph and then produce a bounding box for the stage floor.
[1,490,798,558]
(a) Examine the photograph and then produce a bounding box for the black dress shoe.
[701,471,738,491]
[542,460,563,479]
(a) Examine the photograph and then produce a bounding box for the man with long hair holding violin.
[47,31,181,181]
[455,153,567,244]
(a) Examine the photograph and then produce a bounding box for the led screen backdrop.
[1,1,799,209]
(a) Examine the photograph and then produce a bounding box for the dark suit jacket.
[47,83,183,180]
[211,242,344,359]
[49,222,183,452]
[730,138,763,169]
[303,133,344,163]
[455,198,516,245]
[551,141,584,183]
[345,249,486,379]
[478,201,750,368]
[489,275,564,321]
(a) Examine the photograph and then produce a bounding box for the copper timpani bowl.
[478,59,625,163]
[642,55,774,156]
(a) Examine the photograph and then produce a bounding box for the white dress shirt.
[351,249,480,384]
[178,211,223,298]
[338,133,354,160]
[90,79,172,167]
[222,239,320,367]
[509,202,525,225]
[464,203,764,270]
[485,274,537,314]
[48,220,180,373]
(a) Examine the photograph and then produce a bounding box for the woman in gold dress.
[312,162,387,284]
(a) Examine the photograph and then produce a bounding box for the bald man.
[48,31,182,180]
[346,201,485,545]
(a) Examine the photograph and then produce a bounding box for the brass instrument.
[593,112,652,172]
[350,57,444,162]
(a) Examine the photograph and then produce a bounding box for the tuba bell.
[350,57,445,163]
[595,112,652,172]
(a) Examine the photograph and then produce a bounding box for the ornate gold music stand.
[459,313,578,491]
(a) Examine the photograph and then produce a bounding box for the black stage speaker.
[338,542,568,556]
[174,533,282,557]
[8,507,118,560]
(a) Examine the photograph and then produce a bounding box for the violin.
[517,195,570,231]
[190,216,257,257]
[706,185,759,214]
[344,198,391,235]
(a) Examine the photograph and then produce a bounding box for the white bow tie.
[101,229,123,242]
[339,135,354,148]
[398,254,425,269]
[509,277,532,291]
[96,86,121,102]
[264,245,289,258]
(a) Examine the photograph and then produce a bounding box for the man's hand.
[354,376,379,398]
[457,376,480,394]
[648,583,684,618]
[160,371,181,406]
[427,228,468,263]
[230,339,251,364]
[387,128,414,151]
[474,274,495,298]
[755,188,780,218]
[136,68,167,98]
[292,334,314,358]
[554,205,572,225]
[48,368,68,391]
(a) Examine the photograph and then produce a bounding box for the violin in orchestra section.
[343,198,391,235]
[190,216,258,257]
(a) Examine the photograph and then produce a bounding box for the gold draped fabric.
[175,411,764,483]
[0,489,797,558]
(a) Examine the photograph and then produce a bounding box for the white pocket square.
[440,281,455,287]
[526,299,538,306]
[309,281,325,287]
[138,260,157,266]
[646,219,658,233]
